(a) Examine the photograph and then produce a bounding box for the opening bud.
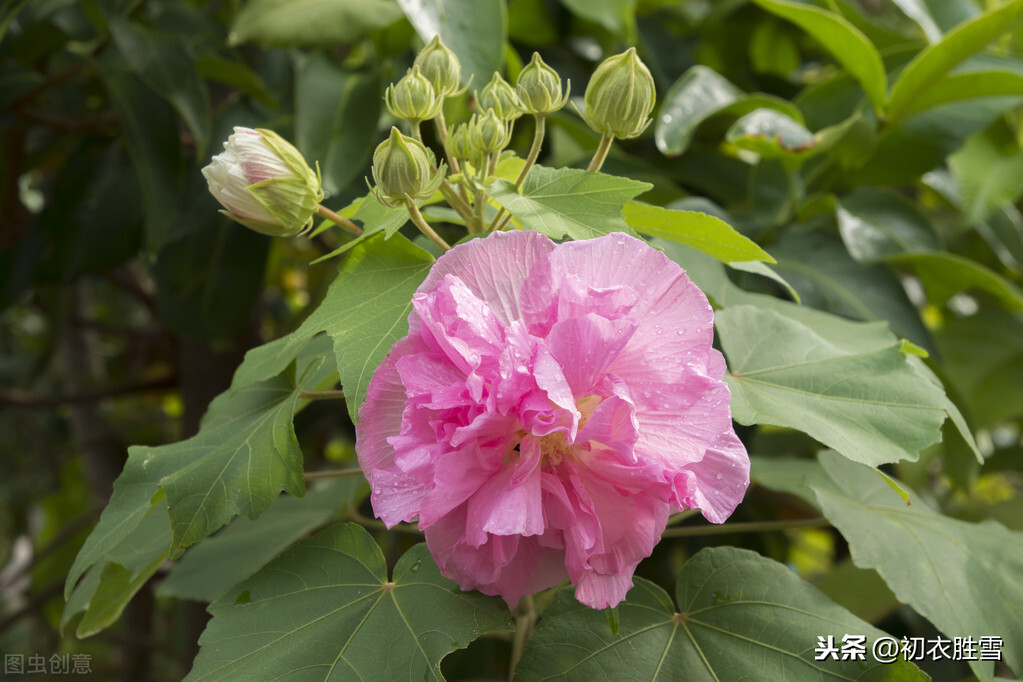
[516,52,569,116]
[446,122,479,165]
[386,65,443,124]
[413,35,463,97]
[476,72,523,122]
[202,127,322,237]
[371,127,446,207]
[471,109,512,154]
[583,47,656,139]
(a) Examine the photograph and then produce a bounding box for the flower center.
[538,395,602,466]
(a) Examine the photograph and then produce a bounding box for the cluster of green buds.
[203,37,657,248]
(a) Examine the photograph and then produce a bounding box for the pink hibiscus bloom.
[356,230,749,609]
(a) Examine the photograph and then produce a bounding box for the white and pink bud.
[202,127,322,237]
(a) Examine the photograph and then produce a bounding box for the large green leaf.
[233,232,434,422]
[186,525,513,681]
[655,65,804,157]
[513,546,926,681]
[230,0,405,46]
[396,0,506,94]
[836,186,942,262]
[490,166,650,240]
[108,15,212,158]
[64,338,338,604]
[295,53,382,196]
[813,451,1023,681]
[158,479,366,603]
[770,230,933,351]
[717,304,957,467]
[949,122,1023,227]
[752,0,887,113]
[887,0,1023,123]
[622,201,774,263]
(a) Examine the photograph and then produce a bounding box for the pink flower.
[356,230,749,609]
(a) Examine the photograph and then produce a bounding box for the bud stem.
[405,198,452,251]
[586,132,615,173]
[486,115,548,233]
[515,114,546,187]
[315,204,364,236]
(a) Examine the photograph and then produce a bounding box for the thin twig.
[661,517,829,538]
[298,389,345,401]
[303,467,363,480]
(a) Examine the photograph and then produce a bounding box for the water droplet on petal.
[715,472,723,480]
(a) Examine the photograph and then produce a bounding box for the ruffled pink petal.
[355,339,429,527]
[671,430,750,524]
[425,506,568,608]
[412,230,556,329]
[546,313,637,397]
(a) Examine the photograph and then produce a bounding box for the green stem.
[486,116,547,233]
[586,132,615,173]
[298,389,346,400]
[661,517,829,538]
[509,595,536,679]
[515,114,546,188]
[315,204,363,236]
[405,199,452,251]
[303,467,363,480]
[440,179,473,220]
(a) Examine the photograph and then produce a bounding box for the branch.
[661,517,829,538]
[0,375,176,408]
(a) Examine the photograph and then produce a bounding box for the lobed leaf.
[490,166,650,240]
[514,546,926,681]
[234,232,435,422]
[186,525,513,681]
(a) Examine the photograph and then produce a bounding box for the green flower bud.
[516,52,569,116]
[446,122,477,162]
[371,126,446,207]
[202,127,323,237]
[476,72,523,122]
[413,35,463,97]
[385,65,443,124]
[471,109,512,154]
[583,47,656,139]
